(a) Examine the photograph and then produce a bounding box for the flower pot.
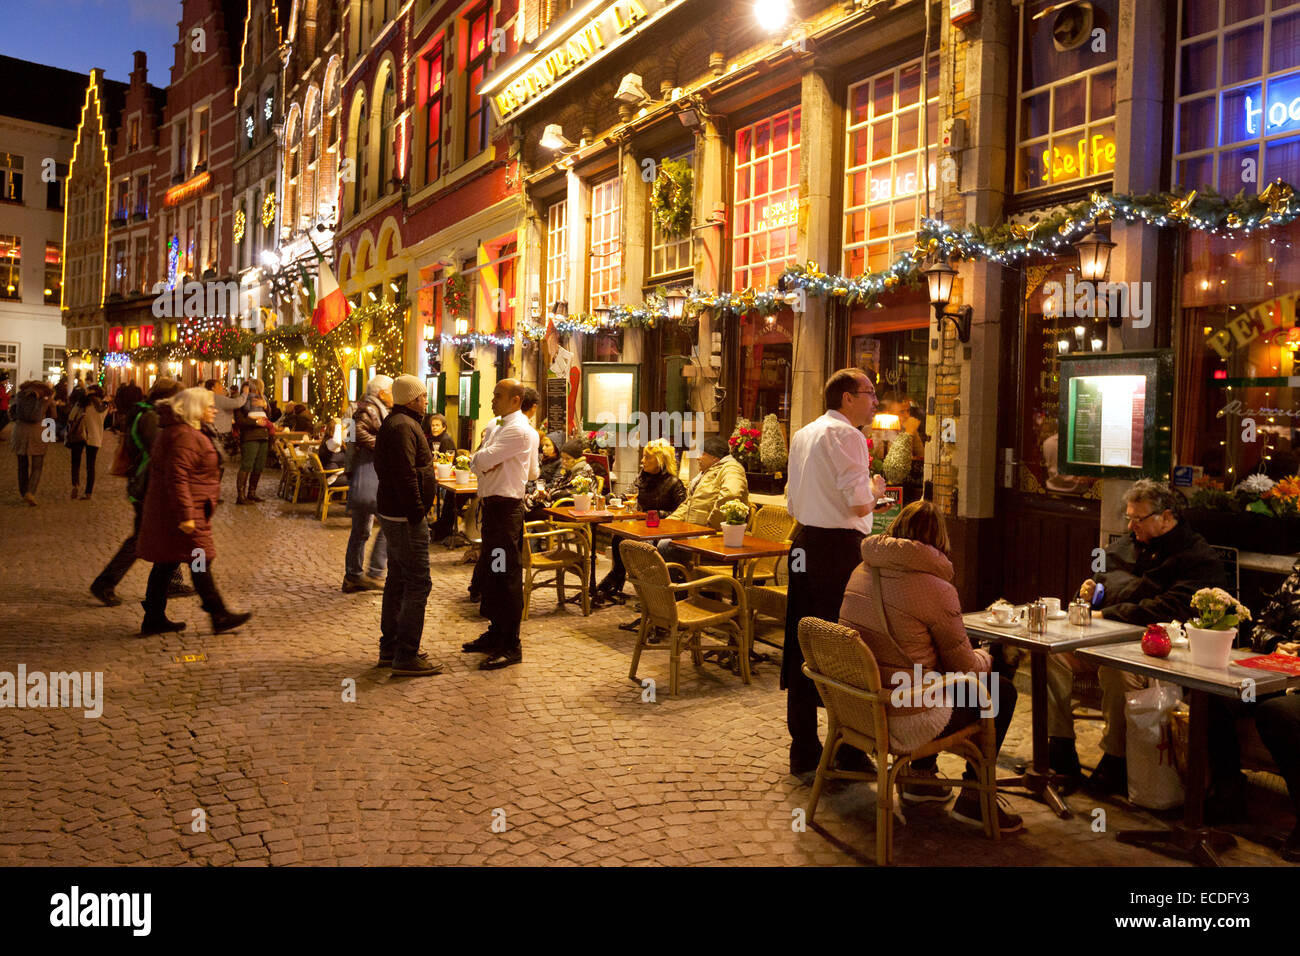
[721,523,746,548]
[573,493,592,512]
[435,463,453,479]
[1186,625,1236,669]
[454,469,471,485]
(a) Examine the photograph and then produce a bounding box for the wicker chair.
[309,451,349,520]
[744,551,789,649]
[279,442,312,503]
[620,540,749,696]
[797,617,1000,865]
[521,519,592,618]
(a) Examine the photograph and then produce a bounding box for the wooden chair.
[620,540,749,696]
[797,617,999,865]
[309,451,348,520]
[279,442,312,503]
[521,519,592,619]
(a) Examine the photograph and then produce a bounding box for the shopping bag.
[1126,680,1185,810]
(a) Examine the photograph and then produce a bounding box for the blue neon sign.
[1244,71,1300,137]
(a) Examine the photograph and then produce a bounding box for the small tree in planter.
[883,434,913,486]
[1186,587,1252,669]
[759,414,787,476]
[719,499,750,547]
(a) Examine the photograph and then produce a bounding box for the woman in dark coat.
[593,438,687,603]
[10,380,54,505]
[137,387,251,636]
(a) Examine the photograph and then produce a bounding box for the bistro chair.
[521,519,592,619]
[797,617,999,866]
[308,451,349,521]
[620,540,749,696]
[279,442,312,503]
[744,551,789,650]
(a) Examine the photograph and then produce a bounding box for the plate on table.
[982,616,1023,629]
[1047,611,1068,620]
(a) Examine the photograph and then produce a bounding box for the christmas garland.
[651,158,693,238]
[445,272,471,318]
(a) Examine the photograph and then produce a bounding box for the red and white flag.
[311,259,350,336]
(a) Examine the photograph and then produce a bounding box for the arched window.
[304,88,320,225]
[352,102,368,215]
[251,188,260,258]
[379,72,396,195]
[286,106,301,235]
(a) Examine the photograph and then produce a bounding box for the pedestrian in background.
[234,378,273,504]
[137,387,251,636]
[374,375,443,676]
[11,380,54,506]
[66,385,107,499]
[343,374,392,593]
[0,371,11,433]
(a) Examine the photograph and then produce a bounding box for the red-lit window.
[464,5,492,160]
[733,107,801,291]
[140,325,155,347]
[589,178,621,310]
[425,43,444,182]
[109,327,124,351]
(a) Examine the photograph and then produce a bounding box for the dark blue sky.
[1,0,179,85]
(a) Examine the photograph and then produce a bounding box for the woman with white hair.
[136,387,251,636]
[342,373,393,592]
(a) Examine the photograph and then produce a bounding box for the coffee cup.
[1040,597,1062,615]
[990,605,1018,625]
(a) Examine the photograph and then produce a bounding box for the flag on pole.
[311,258,350,336]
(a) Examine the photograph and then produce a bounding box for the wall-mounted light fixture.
[924,263,973,343]
[540,124,574,151]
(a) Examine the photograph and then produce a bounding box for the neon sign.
[1244,71,1300,136]
[869,162,938,202]
[1039,133,1116,184]
[757,198,798,232]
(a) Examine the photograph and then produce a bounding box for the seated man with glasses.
[1046,479,1226,796]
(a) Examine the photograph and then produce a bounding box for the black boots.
[1049,736,1085,792]
[246,470,264,502]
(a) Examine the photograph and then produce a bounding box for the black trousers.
[1208,692,1300,813]
[783,525,866,766]
[144,561,224,617]
[96,500,145,589]
[69,442,98,494]
[478,496,525,651]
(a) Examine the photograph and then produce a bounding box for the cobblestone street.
[0,442,1291,866]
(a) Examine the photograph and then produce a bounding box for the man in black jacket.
[374,375,444,677]
[1048,479,1226,794]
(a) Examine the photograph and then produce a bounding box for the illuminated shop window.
[733,106,800,290]
[545,198,568,307]
[589,178,621,310]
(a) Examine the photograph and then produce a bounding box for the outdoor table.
[599,518,715,630]
[543,505,648,593]
[435,476,478,547]
[962,612,1145,819]
[1076,642,1300,866]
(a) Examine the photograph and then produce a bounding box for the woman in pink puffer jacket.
[838,500,1021,832]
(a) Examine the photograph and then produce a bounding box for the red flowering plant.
[728,419,762,470]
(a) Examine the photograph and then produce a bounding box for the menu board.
[1067,374,1147,468]
[871,486,904,535]
[545,376,567,434]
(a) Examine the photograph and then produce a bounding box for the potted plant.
[1186,587,1252,669]
[570,475,594,512]
[454,453,472,485]
[719,500,750,548]
[435,451,454,479]
[1183,473,1300,553]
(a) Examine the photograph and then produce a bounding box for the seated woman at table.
[526,439,594,518]
[317,420,348,484]
[423,412,457,456]
[838,499,1022,833]
[593,438,687,605]
[1206,560,1300,862]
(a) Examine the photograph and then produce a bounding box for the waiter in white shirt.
[783,368,889,777]
[463,379,538,670]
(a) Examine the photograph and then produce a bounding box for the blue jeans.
[378,517,431,664]
[346,506,387,578]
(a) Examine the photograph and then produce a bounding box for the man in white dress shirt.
[463,379,538,670]
[783,368,888,776]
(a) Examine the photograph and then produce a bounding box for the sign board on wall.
[546,376,567,435]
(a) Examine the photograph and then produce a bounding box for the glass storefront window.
[844,55,939,275]
[737,309,794,426]
[545,198,567,307]
[650,151,692,278]
[1016,0,1119,192]
[589,178,621,310]
[733,107,800,290]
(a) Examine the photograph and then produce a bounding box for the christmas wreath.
[651,158,693,238]
[445,272,471,318]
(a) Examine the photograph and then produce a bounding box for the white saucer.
[1046,611,1068,620]
[982,616,1023,629]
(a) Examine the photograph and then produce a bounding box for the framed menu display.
[1057,349,1173,479]
[581,362,639,431]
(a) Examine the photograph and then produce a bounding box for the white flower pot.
[573,493,592,512]
[1187,625,1236,669]
[435,463,453,479]
[454,469,471,485]
[721,523,746,547]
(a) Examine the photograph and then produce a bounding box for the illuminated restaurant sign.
[1244,70,1300,137]
[1040,133,1116,184]
[486,0,680,122]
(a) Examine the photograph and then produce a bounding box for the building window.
[650,151,693,278]
[133,237,148,290]
[424,43,444,183]
[195,108,209,169]
[205,199,218,272]
[1016,0,1118,192]
[353,104,368,214]
[264,92,275,135]
[134,172,149,217]
[115,180,130,221]
[545,198,568,307]
[0,343,16,374]
[175,118,188,177]
[129,117,140,151]
[264,180,276,249]
[245,105,256,147]
[733,106,801,291]
[589,178,621,310]
[464,5,493,160]
[844,54,940,275]
[112,240,128,294]
[44,242,61,305]
[43,346,64,377]
[46,163,67,210]
[1174,0,1300,192]
[0,235,19,299]
[380,72,397,194]
[0,153,22,202]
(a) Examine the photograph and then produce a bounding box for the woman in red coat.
[137,387,251,636]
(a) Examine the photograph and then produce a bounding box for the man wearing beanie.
[373,374,444,676]
[656,434,749,564]
[463,378,537,670]
[342,374,393,593]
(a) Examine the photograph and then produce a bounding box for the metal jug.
[1068,600,1092,627]
[1027,601,1048,634]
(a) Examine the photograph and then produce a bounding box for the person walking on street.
[90,378,183,606]
[462,379,537,670]
[136,387,251,636]
[11,380,54,505]
[207,379,244,460]
[374,375,444,676]
[783,368,889,778]
[66,385,107,499]
[0,371,12,433]
[234,378,273,503]
[343,374,392,592]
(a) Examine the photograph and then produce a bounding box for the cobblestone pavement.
[0,439,1292,866]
